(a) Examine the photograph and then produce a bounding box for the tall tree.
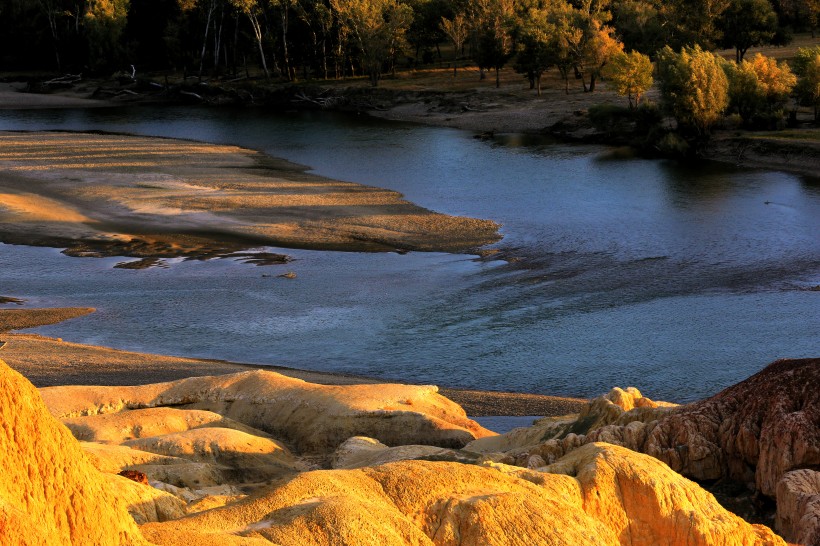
[331,0,412,86]
[603,50,653,108]
[84,0,131,71]
[657,44,730,135]
[718,0,779,62]
[472,0,515,87]
[793,46,820,120]
[440,13,469,75]
[229,0,270,77]
[514,11,558,95]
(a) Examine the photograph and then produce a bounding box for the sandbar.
[0,131,501,259]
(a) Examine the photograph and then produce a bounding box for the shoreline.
[0,308,588,417]
[2,79,818,179]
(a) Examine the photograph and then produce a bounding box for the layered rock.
[42,369,494,452]
[467,386,675,455]
[776,469,820,545]
[469,359,820,502]
[0,358,146,545]
[142,443,783,546]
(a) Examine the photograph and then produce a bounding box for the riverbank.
[5,74,818,179]
[0,306,588,417]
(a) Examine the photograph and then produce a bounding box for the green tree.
[726,53,796,124]
[513,11,558,95]
[84,0,131,71]
[331,0,412,86]
[610,0,665,55]
[657,44,730,135]
[603,50,653,108]
[718,0,779,62]
[472,0,515,87]
[793,46,820,120]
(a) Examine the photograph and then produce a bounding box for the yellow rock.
[0,358,146,545]
[142,443,783,546]
[41,370,494,453]
[63,407,269,444]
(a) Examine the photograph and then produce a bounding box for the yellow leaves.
[604,50,653,108]
[745,54,797,97]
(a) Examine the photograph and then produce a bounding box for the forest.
[2,0,819,138]
[0,0,815,79]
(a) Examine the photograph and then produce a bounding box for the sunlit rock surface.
[2,354,810,544]
[41,369,494,453]
[0,359,146,545]
[142,443,783,546]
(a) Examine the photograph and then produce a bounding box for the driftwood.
[292,90,341,108]
[180,90,205,101]
[44,74,82,86]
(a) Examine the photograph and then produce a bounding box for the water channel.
[0,106,817,402]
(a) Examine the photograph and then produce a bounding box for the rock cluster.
[3,356,816,545]
[467,358,820,544]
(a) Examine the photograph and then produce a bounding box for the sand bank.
[0,131,501,259]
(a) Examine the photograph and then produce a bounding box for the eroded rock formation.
[41,369,493,452]
[470,359,820,501]
[141,443,784,546]
[0,359,146,545]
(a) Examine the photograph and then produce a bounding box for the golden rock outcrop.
[141,443,783,546]
[41,369,494,452]
[0,358,146,545]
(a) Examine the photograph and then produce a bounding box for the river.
[0,106,817,402]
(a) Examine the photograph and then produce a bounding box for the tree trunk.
[588,73,596,92]
[495,67,500,88]
[536,74,541,97]
[198,0,215,80]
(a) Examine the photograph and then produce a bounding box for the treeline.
[0,0,817,84]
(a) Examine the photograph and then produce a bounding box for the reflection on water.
[0,106,817,402]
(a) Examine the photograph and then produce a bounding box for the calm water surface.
[0,106,817,402]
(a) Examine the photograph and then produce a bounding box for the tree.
[726,53,796,124]
[793,46,820,120]
[657,44,730,135]
[658,0,730,49]
[610,0,665,55]
[513,12,558,95]
[230,0,270,78]
[84,0,131,71]
[471,0,515,87]
[603,50,653,108]
[440,13,469,76]
[718,0,779,62]
[331,0,412,86]
[575,19,623,92]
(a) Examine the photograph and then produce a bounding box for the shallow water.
[0,106,817,402]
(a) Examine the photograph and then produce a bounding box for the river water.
[0,106,817,402]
